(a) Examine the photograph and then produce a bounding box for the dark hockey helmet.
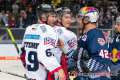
[36,4,56,21]
[55,7,72,19]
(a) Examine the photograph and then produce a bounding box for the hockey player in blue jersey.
[109,16,120,80]
[57,7,111,80]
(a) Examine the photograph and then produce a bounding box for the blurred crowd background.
[0,0,119,42]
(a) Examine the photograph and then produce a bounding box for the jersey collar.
[56,25,62,27]
[37,23,46,24]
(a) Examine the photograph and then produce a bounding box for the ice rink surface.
[0,60,25,80]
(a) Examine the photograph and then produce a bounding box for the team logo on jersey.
[40,25,47,33]
[82,35,87,41]
[69,71,77,79]
[98,38,105,46]
[67,38,77,48]
[110,48,120,62]
[57,28,63,34]
[44,37,56,47]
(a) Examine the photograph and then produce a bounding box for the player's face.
[62,14,71,28]
[41,14,46,22]
[47,14,57,27]
[115,22,120,34]
[77,16,84,29]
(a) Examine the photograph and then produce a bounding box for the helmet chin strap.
[81,19,90,35]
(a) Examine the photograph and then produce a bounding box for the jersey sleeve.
[37,30,62,74]
[65,33,77,60]
[88,32,111,68]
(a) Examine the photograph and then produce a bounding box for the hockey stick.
[2,16,19,53]
[0,70,26,79]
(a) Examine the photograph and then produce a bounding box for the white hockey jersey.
[19,23,62,80]
[53,25,77,80]
[54,25,77,63]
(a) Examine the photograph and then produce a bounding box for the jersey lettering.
[24,42,39,49]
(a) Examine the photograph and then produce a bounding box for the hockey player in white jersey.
[19,4,66,80]
[53,7,77,80]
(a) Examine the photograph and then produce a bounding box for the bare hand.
[0,24,1,26]
[58,69,66,80]
[57,38,64,50]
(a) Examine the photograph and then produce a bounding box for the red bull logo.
[110,48,120,62]
[83,7,95,14]
[98,38,105,46]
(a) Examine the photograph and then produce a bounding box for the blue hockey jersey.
[78,28,111,69]
[109,35,120,73]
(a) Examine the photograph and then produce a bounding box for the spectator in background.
[6,10,12,24]
[94,2,100,11]
[105,9,112,28]
[21,0,26,10]
[73,0,80,12]
[100,7,105,13]
[16,0,20,5]
[112,11,117,21]
[98,20,104,28]
[12,10,19,21]
[99,10,104,18]
[26,2,33,11]
[17,16,25,28]
[9,16,16,28]
[20,10,26,16]
[99,13,105,28]
[23,13,29,28]
[12,1,19,13]
[109,3,118,14]
[27,7,34,25]
[0,10,6,27]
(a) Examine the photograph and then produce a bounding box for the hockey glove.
[67,59,89,73]
[73,47,90,61]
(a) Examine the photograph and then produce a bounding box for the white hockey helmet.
[78,7,99,23]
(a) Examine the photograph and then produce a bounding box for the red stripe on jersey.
[20,53,26,68]
[50,66,62,74]
[61,53,70,80]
